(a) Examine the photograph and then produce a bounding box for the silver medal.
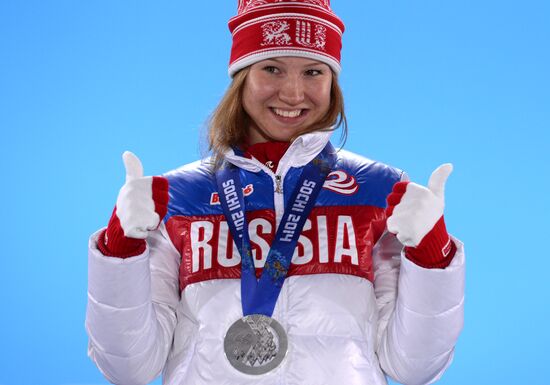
[224,314,288,375]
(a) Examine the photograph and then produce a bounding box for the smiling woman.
[85,1,465,384]
[208,57,346,167]
[243,57,333,144]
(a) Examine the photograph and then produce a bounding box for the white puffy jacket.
[86,132,465,385]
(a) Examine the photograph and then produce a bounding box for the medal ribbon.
[216,143,335,317]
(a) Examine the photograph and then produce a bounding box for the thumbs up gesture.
[386,164,456,268]
[98,151,169,258]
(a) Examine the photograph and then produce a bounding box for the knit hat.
[228,0,345,77]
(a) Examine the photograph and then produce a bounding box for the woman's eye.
[305,69,323,76]
[263,66,279,74]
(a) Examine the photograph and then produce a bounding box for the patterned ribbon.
[216,143,336,317]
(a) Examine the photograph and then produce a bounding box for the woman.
[86,1,465,384]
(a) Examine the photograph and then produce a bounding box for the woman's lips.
[270,107,309,124]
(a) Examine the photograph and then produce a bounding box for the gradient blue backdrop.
[1,1,549,384]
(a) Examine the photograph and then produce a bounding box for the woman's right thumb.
[123,151,144,181]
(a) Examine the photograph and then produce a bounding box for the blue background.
[1,1,549,384]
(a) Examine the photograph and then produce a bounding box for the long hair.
[208,67,347,166]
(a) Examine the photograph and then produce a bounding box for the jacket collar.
[224,130,333,172]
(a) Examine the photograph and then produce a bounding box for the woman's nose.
[278,75,305,105]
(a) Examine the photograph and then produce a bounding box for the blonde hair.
[208,67,347,166]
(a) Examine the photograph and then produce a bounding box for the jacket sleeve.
[373,230,465,385]
[85,222,181,385]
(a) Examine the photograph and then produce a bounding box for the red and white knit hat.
[228,0,345,77]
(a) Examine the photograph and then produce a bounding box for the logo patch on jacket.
[323,171,359,195]
[210,184,254,205]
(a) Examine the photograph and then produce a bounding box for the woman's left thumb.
[428,163,453,197]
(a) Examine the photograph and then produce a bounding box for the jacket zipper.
[275,175,283,194]
[234,144,299,229]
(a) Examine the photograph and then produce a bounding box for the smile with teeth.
[272,108,303,118]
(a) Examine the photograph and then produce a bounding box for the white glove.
[115,151,168,239]
[386,164,452,247]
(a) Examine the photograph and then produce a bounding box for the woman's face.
[242,57,332,144]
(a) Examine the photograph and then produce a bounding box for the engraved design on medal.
[224,314,288,375]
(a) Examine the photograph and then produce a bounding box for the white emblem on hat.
[261,21,292,46]
[295,21,326,50]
